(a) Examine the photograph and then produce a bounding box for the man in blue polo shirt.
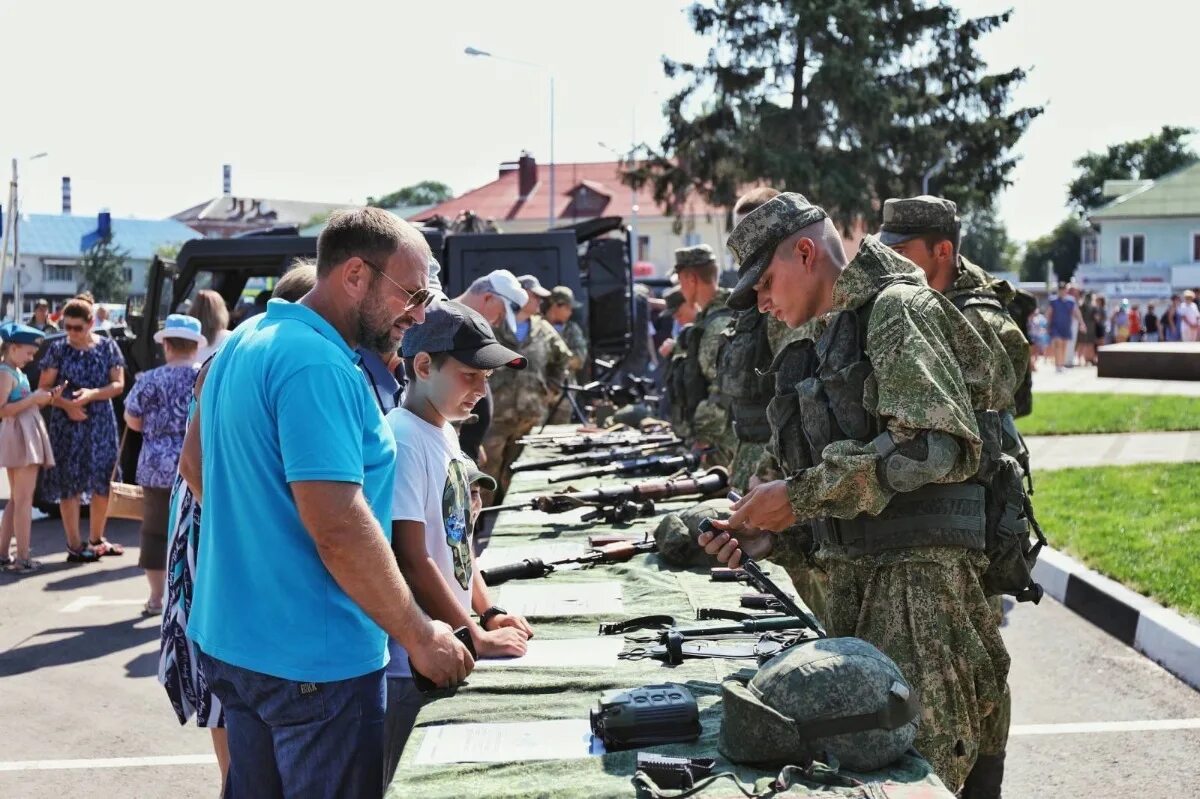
[182,208,474,798]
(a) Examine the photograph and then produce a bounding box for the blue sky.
[1,0,1195,242]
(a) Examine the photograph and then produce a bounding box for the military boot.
[960,752,1005,799]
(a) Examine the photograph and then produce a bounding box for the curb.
[1033,547,1200,691]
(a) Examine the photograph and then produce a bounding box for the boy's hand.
[475,626,530,658]
[486,612,534,638]
[696,521,774,569]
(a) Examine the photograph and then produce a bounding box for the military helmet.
[653,498,731,568]
[719,637,920,772]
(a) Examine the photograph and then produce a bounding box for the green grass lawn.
[1034,462,1200,618]
[1020,392,1200,436]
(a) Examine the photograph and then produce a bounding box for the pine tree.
[80,240,130,302]
[624,0,1042,230]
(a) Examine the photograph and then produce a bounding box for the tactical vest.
[667,325,695,430]
[678,304,734,424]
[950,286,1036,419]
[713,310,775,444]
[767,306,988,557]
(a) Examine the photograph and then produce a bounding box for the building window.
[1193,233,1200,263]
[44,263,75,282]
[1081,236,1098,265]
[637,235,650,262]
[1118,234,1145,264]
[122,267,134,283]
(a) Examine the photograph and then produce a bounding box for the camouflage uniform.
[882,196,1032,797]
[482,316,571,499]
[559,320,588,380]
[689,287,737,466]
[726,194,1009,793]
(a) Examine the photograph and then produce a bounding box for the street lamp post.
[465,47,556,227]
[0,152,48,321]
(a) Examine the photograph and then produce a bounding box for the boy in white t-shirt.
[383,300,535,779]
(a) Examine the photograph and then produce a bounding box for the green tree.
[623,1,1042,230]
[960,206,1018,274]
[1020,217,1082,284]
[367,180,453,209]
[80,239,130,302]
[1067,125,1197,213]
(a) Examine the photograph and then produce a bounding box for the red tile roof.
[410,160,723,224]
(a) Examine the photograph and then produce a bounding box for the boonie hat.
[672,244,717,274]
[518,274,552,299]
[153,314,208,347]
[480,269,529,333]
[878,195,960,247]
[726,193,829,312]
[402,300,527,370]
[0,322,47,347]
[549,285,582,308]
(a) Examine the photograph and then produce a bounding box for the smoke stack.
[517,152,538,200]
[61,177,72,215]
[223,164,232,196]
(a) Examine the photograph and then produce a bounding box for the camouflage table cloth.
[387,427,954,799]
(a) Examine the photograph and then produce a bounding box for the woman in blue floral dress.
[38,296,126,562]
[124,314,205,614]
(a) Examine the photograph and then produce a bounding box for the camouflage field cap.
[653,495,732,568]
[663,287,686,314]
[549,285,582,308]
[878,195,960,246]
[726,193,829,311]
[672,244,717,273]
[719,637,921,772]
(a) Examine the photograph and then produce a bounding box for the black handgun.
[409,625,476,694]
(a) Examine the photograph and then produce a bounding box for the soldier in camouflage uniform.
[659,288,697,434]
[698,193,1009,792]
[481,282,572,501]
[672,245,737,466]
[880,196,1032,799]
[546,285,588,381]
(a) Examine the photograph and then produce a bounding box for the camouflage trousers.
[481,415,541,504]
[816,546,1010,792]
[729,441,768,494]
[979,593,1010,758]
[771,525,829,624]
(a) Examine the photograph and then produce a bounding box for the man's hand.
[486,612,534,638]
[409,620,475,688]
[658,339,675,358]
[727,480,796,532]
[474,626,530,658]
[696,522,774,569]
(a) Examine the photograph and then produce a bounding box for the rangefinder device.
[589,683,701,750]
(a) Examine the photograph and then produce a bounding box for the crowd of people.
[1030,284,1200,371]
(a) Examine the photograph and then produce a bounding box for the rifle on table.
[511,439,682,474]
[549,433,680,454]
[481,539,658,586]
[547,451,709,485]
[480,467,729,524]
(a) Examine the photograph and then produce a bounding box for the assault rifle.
[548,451,709,484]
[480,467,729,524]
[511,439,682,474]
[481,539,658,586]
[519,431,679,454]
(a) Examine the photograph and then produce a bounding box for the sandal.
[66,545,100,563]
[89,538,125,557]
[10,558,42,574]
[142,601,164,616]
[0,556,11,569]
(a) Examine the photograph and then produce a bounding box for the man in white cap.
[481,274,571,501]
[454,269,528,336]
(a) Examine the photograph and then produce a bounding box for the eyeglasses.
[359,258,435,312]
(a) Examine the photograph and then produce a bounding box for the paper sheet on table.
[475,637,625,669]
[495,581,623,617]
[496,507,592,528]
[476,541,588,570]
[411,719,605,765]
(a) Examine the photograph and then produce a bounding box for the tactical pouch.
[811,482,987,555]
[817,310,875,441]
[980,453,1046,602]
[767,393,811,476]
[796,377,836,464]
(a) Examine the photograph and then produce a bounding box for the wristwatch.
[479,606,507,630]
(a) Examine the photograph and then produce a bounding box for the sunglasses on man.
[360,258,436,313]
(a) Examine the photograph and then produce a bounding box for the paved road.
[1,519,1198,798]
[1032,363,1200,396]
[1026,429,1200,470]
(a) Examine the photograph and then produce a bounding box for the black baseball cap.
[402,300,528,370]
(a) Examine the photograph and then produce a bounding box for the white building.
[1079,163,1200,299]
